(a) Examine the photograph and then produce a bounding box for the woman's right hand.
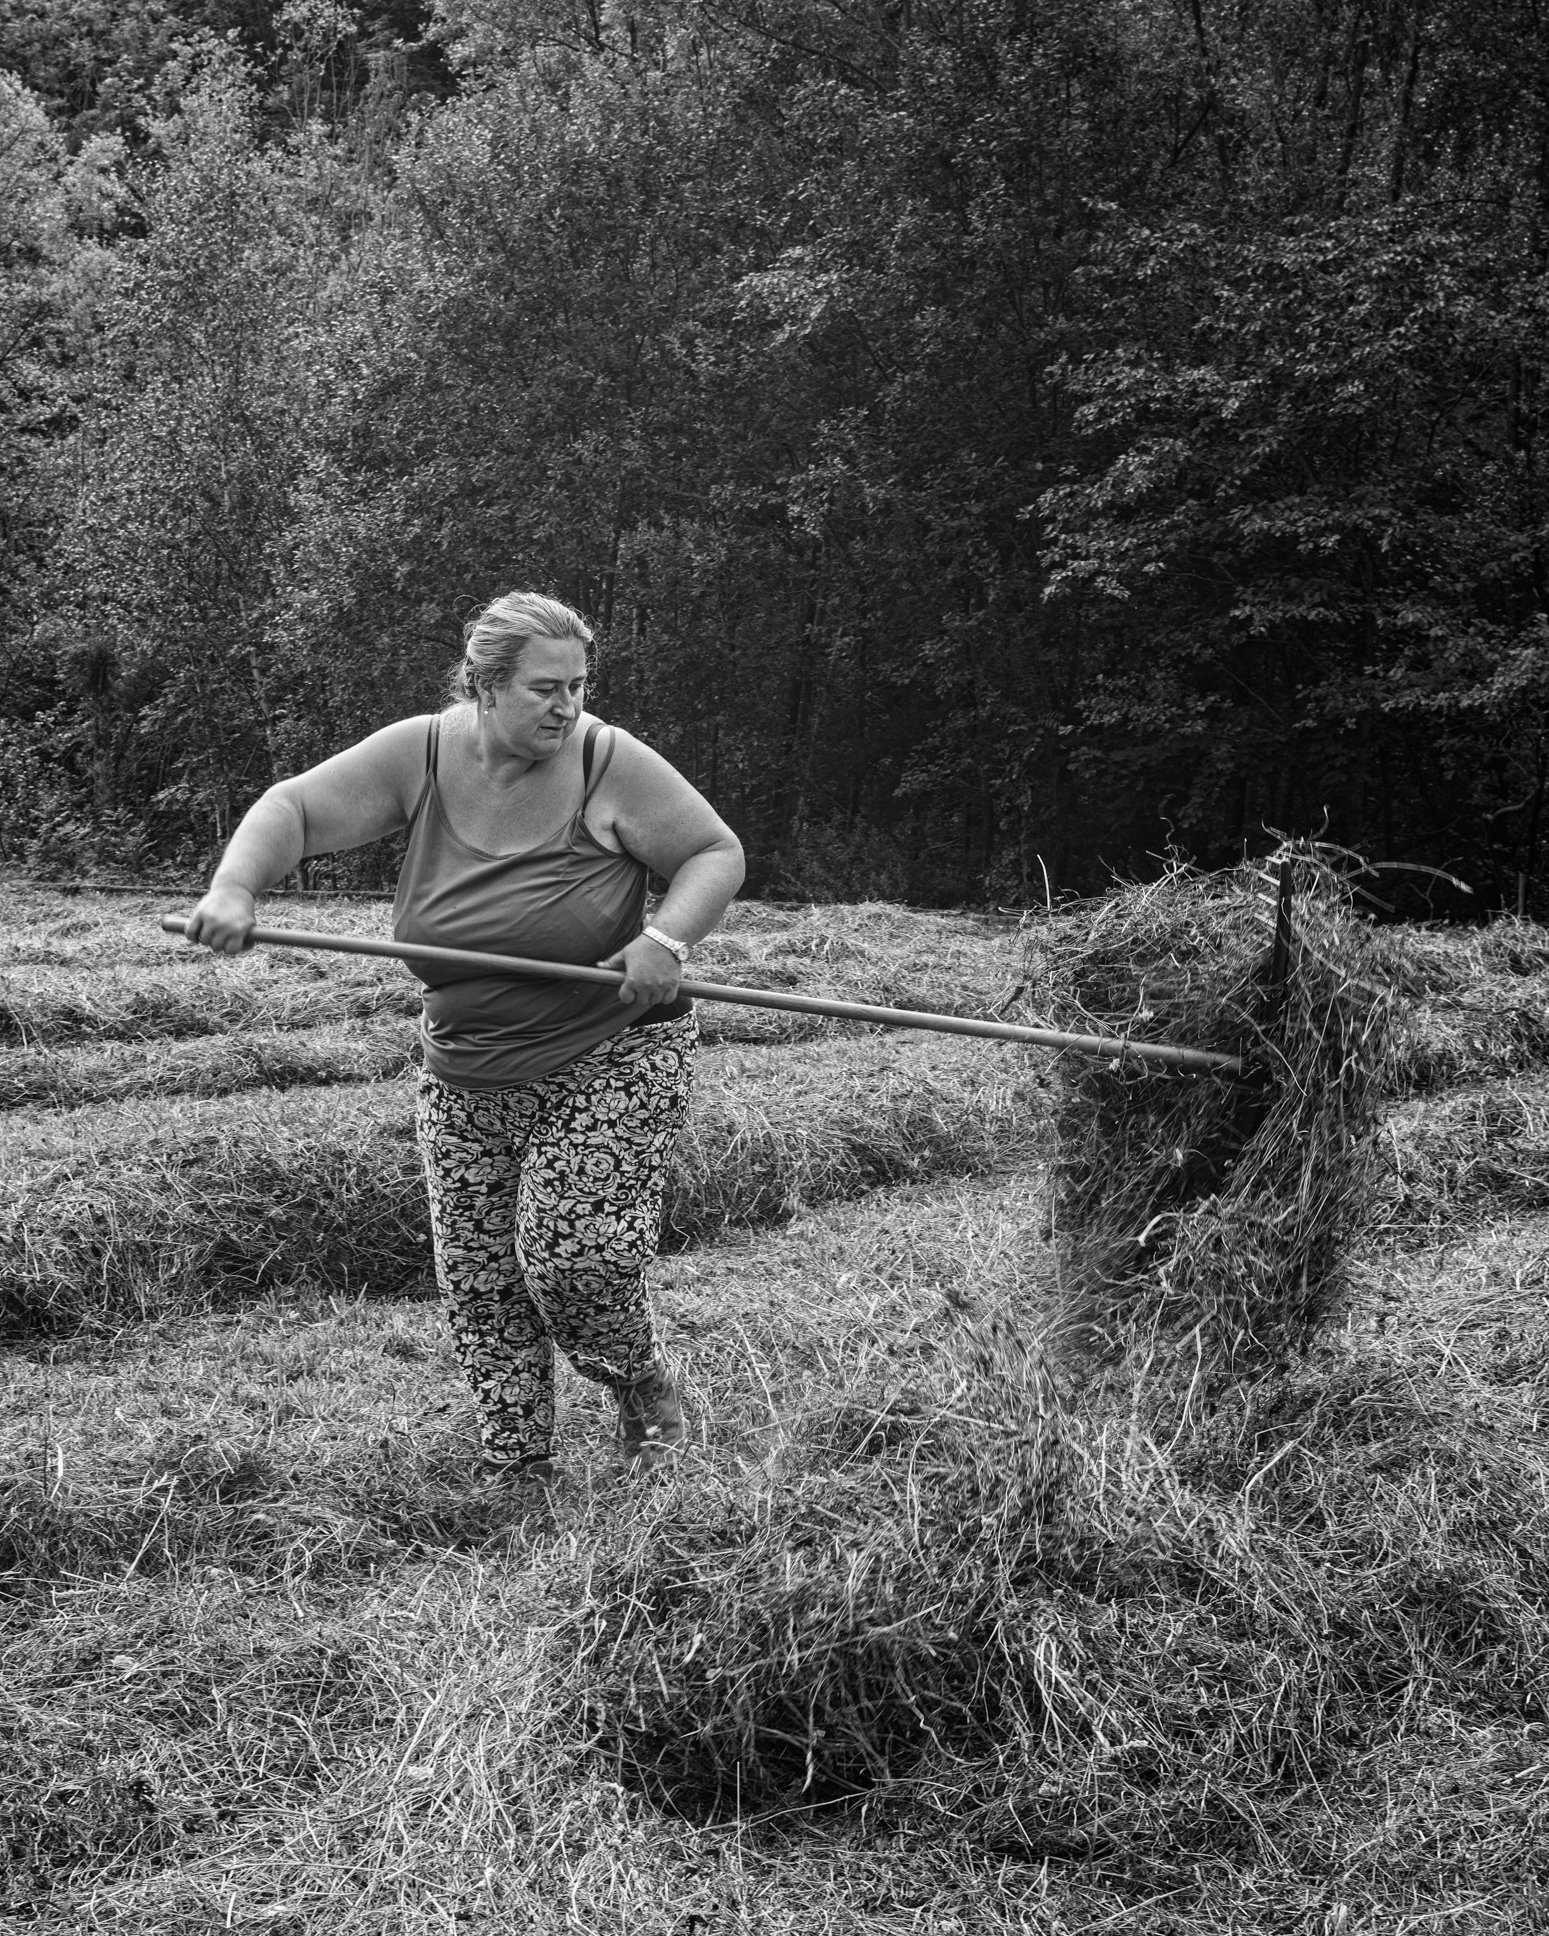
[182,882,257,955]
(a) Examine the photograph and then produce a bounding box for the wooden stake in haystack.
[1034,843,1399,1379]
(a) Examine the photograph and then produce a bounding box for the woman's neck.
[466,703,544,786]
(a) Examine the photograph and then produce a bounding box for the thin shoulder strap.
[402,715,439,837]
[580,727,615,801]
[581,720,609,800]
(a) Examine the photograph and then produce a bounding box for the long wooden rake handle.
[159,915,1245,1075]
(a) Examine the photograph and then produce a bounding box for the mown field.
[3,880,1548,1934]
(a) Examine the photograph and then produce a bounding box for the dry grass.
[580,1275,1549,1832]
[666,1039,1047,1241]
[4,879,1549,1933]
[2,1179,1073,1934]
[1377,1077,1549,1241]
[695,900,1028,1044]
[2,1084,429,1338]
[0,1020,421,1109]
[8,1176,1547,1929]
[3,1035,1041,1340]
[0,885,1024,1059]
[1391,917,1549,1093]
[0,890,416,1050]
[1026,847,1400,1384]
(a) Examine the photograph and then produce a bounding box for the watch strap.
[641,924,689,966]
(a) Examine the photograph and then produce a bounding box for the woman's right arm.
[183,716,432,954]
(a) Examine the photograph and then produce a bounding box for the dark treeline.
[2,0,1546,910]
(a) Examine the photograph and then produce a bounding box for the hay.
[665,1041,1046,1241]
[1376,1077,1549,1240]
[0,1038,1043,1339]
[1032,846,1399,1379]
[580,1314,1072,1815]
[1388,918,1549,1093]
[0,957,418,1050]
[1,1085,433,1338]
[0,1020,420,1109]
[580,1288,1549,1875]
[11,879,1549,1927]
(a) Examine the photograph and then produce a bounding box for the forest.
[2,0,1546,910]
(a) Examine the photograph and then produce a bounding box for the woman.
[184,591,745,1486]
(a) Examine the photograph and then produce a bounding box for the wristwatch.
[641,924,690,966]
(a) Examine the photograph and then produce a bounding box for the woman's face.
[486,635,589,760]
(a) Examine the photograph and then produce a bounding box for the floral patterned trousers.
[415,1011,697,1467]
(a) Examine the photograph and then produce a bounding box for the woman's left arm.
[596,732,746,1007]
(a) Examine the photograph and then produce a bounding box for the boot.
[617,1363,686,1467]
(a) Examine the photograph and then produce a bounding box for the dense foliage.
[1,0,1545,908]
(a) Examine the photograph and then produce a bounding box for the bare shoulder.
[595,723,692,796]
[364,711,441,766]
[589,721,739,874]
[280,713,439,852]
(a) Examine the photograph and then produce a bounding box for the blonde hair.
[447,590,594,704]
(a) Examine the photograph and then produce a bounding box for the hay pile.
[580,1316,1073,1815]
[1029,846,1399,1379]
[580,1296,1549,1863]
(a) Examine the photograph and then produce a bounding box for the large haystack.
[1029,845,1398,1380]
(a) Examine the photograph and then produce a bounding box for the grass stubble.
[2,880,1547,1931]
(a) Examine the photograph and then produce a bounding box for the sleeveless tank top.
[392,717,688,1088]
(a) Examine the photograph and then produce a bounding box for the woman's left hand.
[599,932,683,1007]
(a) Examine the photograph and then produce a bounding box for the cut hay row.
[0,1020,421,1110]
[1392,980,1549,1094]
[0,881,402,964]
[0,889,1026,1053]
[1376,1076,1549,1238]
[0,953,419,1050]
[1,1036,1048,1339]
[0,980,903,1092]
[1386,915,1549,1092]
[666,1041,1047,1240]
[3,1084,426,1340]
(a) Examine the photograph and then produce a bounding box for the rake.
[158,915,1244,1075]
